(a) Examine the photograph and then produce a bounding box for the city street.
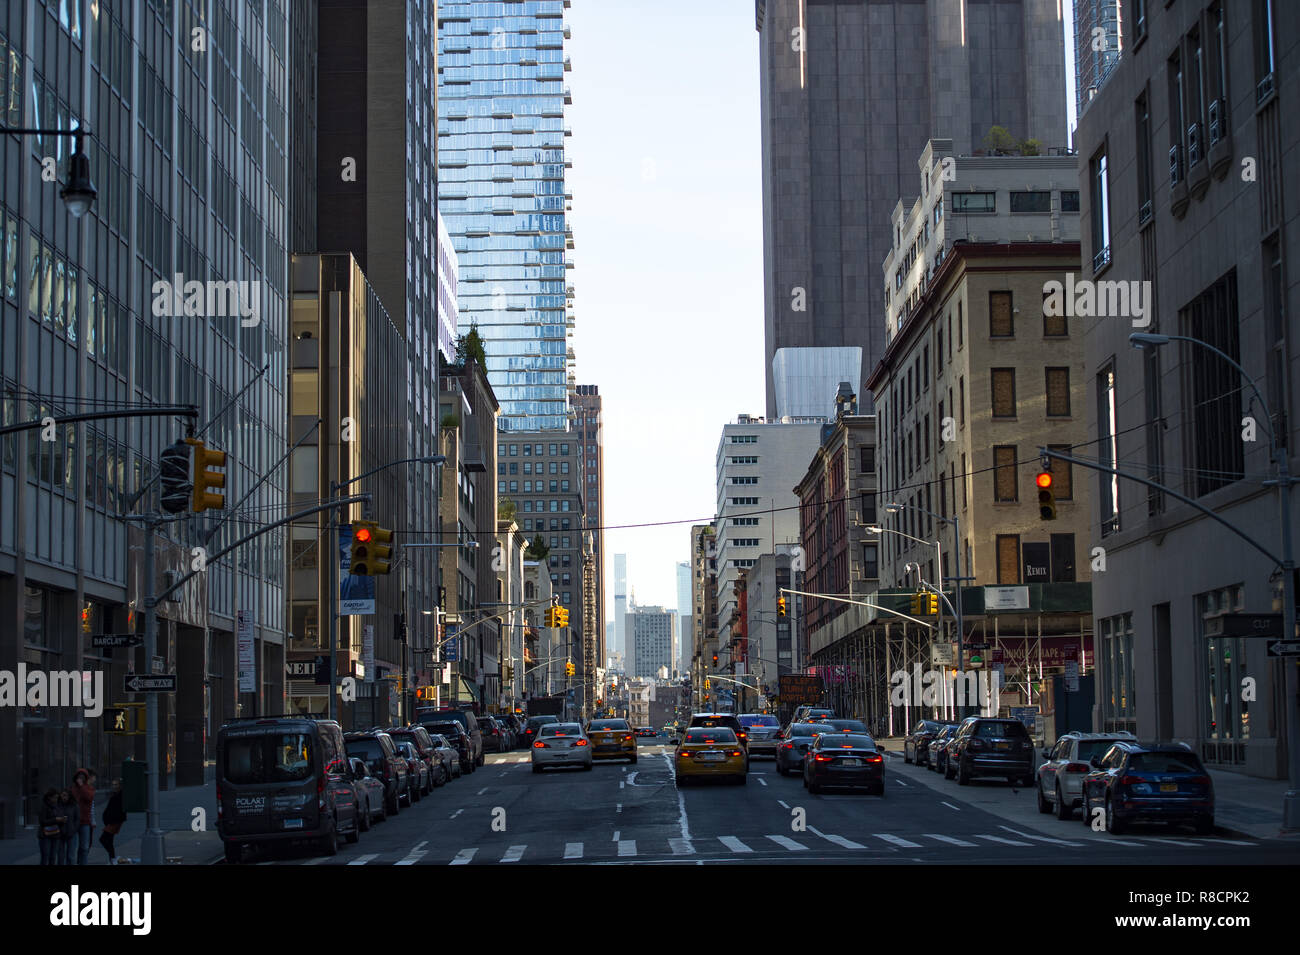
[239,742,1299,866]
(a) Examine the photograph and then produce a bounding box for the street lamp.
[1130,331,1300,829]
[1,126,97,216]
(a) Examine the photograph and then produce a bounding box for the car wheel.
[736,773,747,785]
[630,755,638,764]
[387,790,400,816]
[319,820,338,857]
[675,775,685,788]
[1081,791,1093,828]
[1105,796,1126,834]
[904,746,913,765]
[345,812,360,844]
[223,841,242,865]
[476,753,485,767]
[944,759,956,780]
[1195,815,1214,835]
[1037,782,1052,814]
[957,760,971,785]
[360,804,371,832]
[808,777,821,795]
[583,761,593,771]
[1055,784,1072,820]
[532,764,542,774]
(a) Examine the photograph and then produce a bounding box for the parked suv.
[416,706,484,768]
[386,725,442,787]
[423,720,476,774]
[1036,731,1137,819]
[216,716,361,863]
[344,731,408,815]
[479,716,509,753]
[1081,741,1214,835]
[946,717,1035,786]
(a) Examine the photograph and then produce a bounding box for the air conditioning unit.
[1168,144,1183,188]
[1208,99,1224,146]
[1187,122,1203,167]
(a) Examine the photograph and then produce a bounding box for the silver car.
[1036,731,1136,819]
[738,714,782,757]
[348,757,387,829]
[428,734,462,780]
[530,722,593,773]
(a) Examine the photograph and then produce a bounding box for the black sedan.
[803,733,885,795]
[904,719,952,767]
[927,724,962,773]
[774,723,834,776]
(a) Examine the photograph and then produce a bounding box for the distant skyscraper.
[614,553,628,657]
[627,607,675,680]
[1073,0,1123,114]
[676,562,693,675]
[755,0,1067,416]
[437,1,575,431]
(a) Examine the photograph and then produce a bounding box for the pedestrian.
[98,778,126,864]
[38,789,62,866]
[72,768,96,865]
[57,789,77,865]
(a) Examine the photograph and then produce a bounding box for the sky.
[566,1,1079,613]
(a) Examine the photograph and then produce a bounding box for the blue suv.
[1080,741,1214,835]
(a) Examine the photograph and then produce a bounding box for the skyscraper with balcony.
[437,1,574,432]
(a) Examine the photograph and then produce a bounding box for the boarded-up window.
[1046,367,1071,416]
[992,368,1016,417]
[1043,289,1068,336]
[990,291,1014,336]
[1048,444,1073,499]
[997,535,1021,584]
[994,445,1018,501]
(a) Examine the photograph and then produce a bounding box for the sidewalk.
[0,765,223,866]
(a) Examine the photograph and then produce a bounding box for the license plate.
[699,752,724,762]
[840,758,861,766]
[995,741,1009,750]
[282,818,303,830]
[1160,783,1178,792]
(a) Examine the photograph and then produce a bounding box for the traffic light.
[369,523,394,574]
[1036,471,1057,520]
[415,686,436,701]
[712,653,718,667]
[350,520,376,574]
[185,438,226,512]
[105,706,130,734]
[926,592,939,615]
[777,595,787,617]
[81,604,93,634]
[159,439,194,513]
[565,661,575,677]
[556,606,569,628]
[704,678,711,691]
[909,592,925,616]
[596,698,603,708]
[543,606,556,628]
[504,664,514,682]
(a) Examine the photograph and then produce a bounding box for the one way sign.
[1266,641,1300,657]
[123,673,177,693]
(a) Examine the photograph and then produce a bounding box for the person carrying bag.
[98,778,127,864]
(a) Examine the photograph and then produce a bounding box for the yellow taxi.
[585,718,637,763]
[674,726,747,787]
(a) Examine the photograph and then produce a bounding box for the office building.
[571,384,604,664]
[755,0,1068,418]
[689,524,719,710]
[627,605,674,680]
[676,560,693,676]
[613,552,627,658]
[1074,0,1123,114]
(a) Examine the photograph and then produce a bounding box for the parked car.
[675,726,746,786]
[423,721,476,774]
[905,719,954,767]
[531,722,593,773]
[479,716,509,753]
[394,740,430,801]
[586,718,637,763]
[345,731,409,814]
[348,756,387,829]
[216,716,361,863]
[1036,731,1137,820]
[946,718,1035,786]
[415,706,484,768]
[927,723,963,774]
[496,713,524,748]
[521,715,561,749]
[427,734,461,782]
[774,723,835,776]
[803,732,885,795]
[738,714,782,757]
[1081,741,1214,835]
[386,726,442,789]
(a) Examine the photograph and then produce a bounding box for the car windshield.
[426,723,460,738]
[1075,740,1121,761]
[976,721,1027,738]
[1130,753,1204,774]
[828,720,868,731]
[540,724,582,737]
[685,728,736,743]
[789,724,826,737]
[588,720,629,731]
[739,715,779,727]
[823,734,876,749]
[693,718,737,729]
[224,733,314,784]
[528,717,559,729]
[346,739,385,762]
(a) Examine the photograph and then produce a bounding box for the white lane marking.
[894,778,908,787]
[756,777,768,786]
[922,833,977,847]
[564,842,583,859]
[500,845,526,863]
[1191,837,1256,846]
[718,836,753,853]
[626,772,638,786]
[450,809,464,819]
[998,824,1085,847]
[974,834,1032,846]
[874,833,923,848]
[617,840,637,857]
[616,803,622,813]
[668,751,693,846]
[346,853,379,866]
[612,830,620,841]
[941,802,962,811]
[477,787,487,795]
[449,848,478,865]
[766,835,808,851]
[619,780,625,790]
[777,800,790,809]
[395,851,428,865]
[807,826,867,850]
[302,856,328,865]
[1134,837,1203,847]
[669,838,695,855]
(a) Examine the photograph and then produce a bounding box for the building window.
[1183,270,1244,496]
[1100,613,1136,734]
[1253,0,1276,103]
[863,543,879,579]
[1097,363,1120,535]
[989,291,1013,337]
[1135,90,1153,224]
[1043,290,1068,337]
[861,492,877,524]
[1050,534,1076,582]
[991,368,1017,418]
[859,446,875,473]
[1198,585,1247,744]
[993,446,1018,502]
[1264,235,1286,442]
[1091,149,1111,271]
[510,445,518,456]
[952,192,995,214]
[960,454,968,508]
[1045,367,1071,417]
[958,376,966,427]
[1144,344,1166,516]
[996,535,1020,584]
[957,301,964,349]
[1060,190,1080,212]
[922,345,930,386]
[1010,191,1051,213]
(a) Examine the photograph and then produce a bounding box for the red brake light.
[1065,762,1090,773]
[731,750,743,757]
[866,754,883,763]
[677,750,691,759]
[574,739,588,746]
[1189,776,1210,785]
[782,742,793,749]
[814,754,832,762]
[1120,775,1143,785]
[533,741,547,749]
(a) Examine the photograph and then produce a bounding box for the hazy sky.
[566,1,1078,612]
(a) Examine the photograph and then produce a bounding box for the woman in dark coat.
[98,778,127,863]
[57,789,77,865]
[38,789,62,866]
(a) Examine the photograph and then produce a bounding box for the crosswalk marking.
[766,835,808,851]
[347,853,379,865]
[395,851,427,865]
[718,836,753,853]
[302,855,328,865]
[922,833,977,847]
[449,848,478,865]
[564,842,583,859]
[617,840,637,857]
[669,838,695,855]
[874,833,923,848]
[1192,837,1255,846]
[501,845,527,863]
[975,834,1033,846]
[1135,837,1202,847]
[808,827,867,850]
[999,825,1085,847]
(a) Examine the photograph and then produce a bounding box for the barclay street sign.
[92,634,143,649]
[123,673,177,693]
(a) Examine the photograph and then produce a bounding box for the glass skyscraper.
[437,0,573,432]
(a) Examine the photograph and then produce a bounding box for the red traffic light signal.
[1036,472,1053,489]
[1036,472,1057,520]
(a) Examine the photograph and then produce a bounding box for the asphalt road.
[242,739,1300,866]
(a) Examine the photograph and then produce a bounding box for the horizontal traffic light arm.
[0,403,198,436]
[777,587,937,631]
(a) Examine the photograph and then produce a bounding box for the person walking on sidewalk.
[72,768,96,865]
[98,779,126,864]
[57,789,77,864]
[38,789,63,866]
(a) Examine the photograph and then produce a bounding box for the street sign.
[91,634,142,649]
[1204,613,1282,638]
[123,674,177,693]
[1266,641,1300,657]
